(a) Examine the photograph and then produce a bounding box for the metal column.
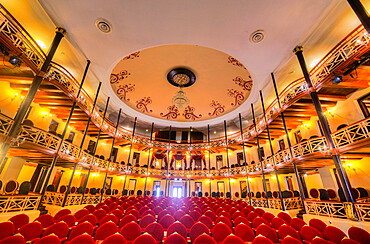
[239,113,252,205]
[144,123,154,196]
[224,120,232,199]
[122,117,137,195]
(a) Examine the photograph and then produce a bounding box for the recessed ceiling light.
[36,39,47,49]
[309,58,321,69]
[249,30,265,44]
[95,18,113,34]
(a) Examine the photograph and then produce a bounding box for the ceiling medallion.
[168,68,195,109]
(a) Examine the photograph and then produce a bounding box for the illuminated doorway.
[173,186,183,198]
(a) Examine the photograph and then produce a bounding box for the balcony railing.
[268,197,303,210]
[0,194,41,213]
[42,191,110,206]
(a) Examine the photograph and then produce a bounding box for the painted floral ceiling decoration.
[110,45,253,122]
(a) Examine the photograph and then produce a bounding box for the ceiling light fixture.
[36,39,47,49]
[168,68,195,109]
[95,18,113,34]
[309,58,321,69]
[249,30,265,44]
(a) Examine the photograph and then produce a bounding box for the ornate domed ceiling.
[110,45,253,123]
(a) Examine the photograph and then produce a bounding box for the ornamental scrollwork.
[160,105,180,120]
[136,97,153,113]
[110,70,131,84]
[123,51,140,60]
[117,84,135,101]
[183,106,202,120]
[233,76,253,91]
[208,100,225,116]
[227,89,245,106]
[227,56,247,70]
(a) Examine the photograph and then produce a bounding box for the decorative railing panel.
[304,200,349,219]
[251,198,268,208]
[0,113,14,135]
[0,195,41,213]
[354,203,370,222]
[19,126,61,151]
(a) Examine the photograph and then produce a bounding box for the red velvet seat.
[204,210,217,221]
[252,235,274,244]
[309,218,327,234]
[256,224,279,243]
[167,221,187,240]
[119,214,137,228]
[145,222,164,242]
[310,237,334,244]
[190,222,210,243]
[231,211,245,220]
[67,222,94,241]
[173,210,186,220]
[262,212,275,223]
[110,209,124,220]
[0,235,26,244]
[252,217,269,229]
[212,222,233,243]
[0,221,15,240]
[247,212,259,222]
[222,234,244,244]
[189,210,202,222]
[34,214,55,229]
[92,209,107,221]
[290,217,307,231]
[159,214,175,229]
[153,206,163,215]
[255,208,265,217]
[54,209,72,221]
[69,234,95,244]
[340,239,361,244]
[324,226,347,244]
[120,222,141,241]
[234,223,255,242]
[18,222,43,242]
[193,234,217,244]
[166,206,176,215]
[277,212,292,224]
[95,222,119,240]
[142,209,156,217]
[300,225,323,243]
[133,233,157,244]
[218,211,232,220]
[281,236,303,244]
[163,233,187,244]
[34,235,61,244]
[140,214,156,228]
[126,209,140,219]
[278,224,301,241]
[74,208,89,221]
[270,217,286,230]
[57,214,76,228]
[9,214,29,230]
[228,207,238,216]
[78,214,98,226]
[42,222,69,240]
[199,215,213,229]
[158,210,171,221]
[348,227,370,244]
[99,214,118,225]
[84,205,96,213]
[101,233,127,244]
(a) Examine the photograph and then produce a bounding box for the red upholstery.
[67,222,94,241]
[158,210,171,221]
[290,217,307,231]
[223,234,244,244]
[198,215,213,229]
[9,214,29,230]
[252,217,269,229]
[252,235,274,244]
[167,221,187,240]
[34,214,54,229]
[281,236,303,244]
[219,211,231,220]
[193,234,217,244]
[69,234,95,244]
[126,209,140,219]
[166,206,176,215]
[247,212,259,222]
[95,222,119,240]
[145,223,164,242]
[42,222,69,239]
[159,214,175,229]
[142,209,156,217]
[173,210,186,220]
[341,239,361,244]
[54,209,71,221]
[234,223,255,242]
[78,214,97,226]
[232,211,245,220]
[0,221,15,240]
[0,235,26,244]
[270,217,286,230]
[311,237,334,244]
[74,208,89,221]
[132,233,157,244]
[190,222,210,243]
[99,214,118,225]
[101,233,127,244]
[277,212,292,224]
[348,227,370,244]
[309,218,327,233]
[140,214,156,228]
[57,214,76,227]
[324,226,347,244]
[300,226,323,242]
[179,214,195,229]
[229,207,238,216]
[119,214,137,228]
[120,222,141,241]
[278,224,301,241]
[110,209,123,220]
[256,224,279,243]
[34,235,61,244]
[108,202,118,211]
[204,210,217,221]
[153,206,163,215]
[163,233,187,244]
[18,222,43,241]
[234,216,250,226]
[255,208,265,217]
[212,222,233,242]
[92,209,107,221]
[84,205,96,213]
[262,212,275,223]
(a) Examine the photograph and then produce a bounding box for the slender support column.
[144,123,154,196]
[101,109,122,202]
[189,127,192,197]
[271,72,306,208]
[79,82,102,204]
[251,104,270,208]
[61,60,91,207]
[207,125,212,196]
[39,59,89,205]
[259,90,286,211]
[0,28,66,166]
[347,0,370,33]
[239,113,252,205]
[223,120,232,199]
[80,168,91,204]
[123,117,137,195]
[294,46,355,204]
[165,126,171,197]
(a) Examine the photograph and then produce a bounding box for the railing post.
[165,126,171,197]
[271,72,306,210]
[0,27,66,167]
[224,120,232,199]
[259,90,286,211]
[293,46,355,204]
[347,0,370,33]
[123,117,137,196]
[239,113,252,205]
[144,123,154,196]
[61,60,91,207]
[251,104,270,208]
[207,124,212,196]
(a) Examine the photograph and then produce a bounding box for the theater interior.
[0,0,370,243]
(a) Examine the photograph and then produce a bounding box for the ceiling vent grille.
[95,18,112,34]
[249,30,265,43]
